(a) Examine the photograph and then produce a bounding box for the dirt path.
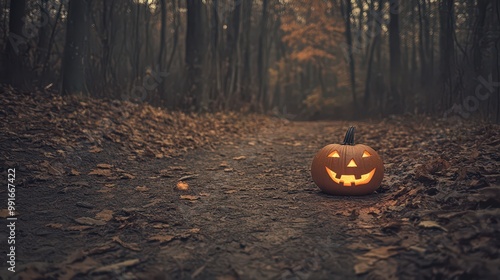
[3,119,500,279]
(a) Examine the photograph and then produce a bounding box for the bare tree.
[62,0,90,95]
[3,0,26,87]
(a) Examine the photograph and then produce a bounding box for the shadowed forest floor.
[1,88,500,279]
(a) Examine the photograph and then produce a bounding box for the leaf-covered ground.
[1,87,500,279]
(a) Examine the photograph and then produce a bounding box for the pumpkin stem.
[342,126,355,145]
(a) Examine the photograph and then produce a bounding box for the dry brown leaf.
[418,220,447,232]
[180,195,199,201]
[46,223,63,229]
[112,236,141,251]
[97,163,112,169]
[89,168,112,177]
[152,223,170,229]
[148,235,175,243]
[95,210,114,222]
[0,209,10,218]
[364,246,399,259]
[70,169,81,176]
[89,146,103,153]
[159,169,172,177]
[66,225,92,231]
[75,217,107,226]
[233,156,246,160]
[93,259,140,273]
[225,190,237,194]
[120,173,135,179]
[189,228,201,233]
[177,181,189,191]
[169,166,185,171]
[85,244,115,255]
[136,186,149,192]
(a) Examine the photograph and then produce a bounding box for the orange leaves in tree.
[281,0,344,64]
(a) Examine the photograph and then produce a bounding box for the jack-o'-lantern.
[311,126,384,195]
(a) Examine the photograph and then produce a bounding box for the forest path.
[5,118,500,279]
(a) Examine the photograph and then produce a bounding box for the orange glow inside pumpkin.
[324,149,377,186]
[325,167,376,187]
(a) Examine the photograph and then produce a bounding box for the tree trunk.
[62,0,89,95]
[257,0,269,111]
[159,0,167,72]
[341,0,357,107]
[185,0,206,110]
[438,0,455,108]
[3,0,27,87]
[241,0,252,103]
[388,0,401,112]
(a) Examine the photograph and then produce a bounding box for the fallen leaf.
[112,236,141,251]
[152,223,170,229]
[177,181,189,191]
[120,173,135,179]
[89,168,112,177]
[364,246,399,259]
[136,186,149,192]
[233,156,246,160]
[224,168,234,172]
[70,169,81,176]
[159,169,172,177]
[148,235,175,243]
[66,225,92,231]
[169,166,185,171]
[75,217,107,226]
[95,210,114,222]
[97,163,113,169]
[93,259,140,273]
[418,220,447,232]
[189,228,201,233]
[0,209,10,218]
[225,190,237,194]
[89,146,103,153]
[85,244,116,255]
[46,223,63,229]
[180,195,199,200]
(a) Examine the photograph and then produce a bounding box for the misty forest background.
[1,0,499,122]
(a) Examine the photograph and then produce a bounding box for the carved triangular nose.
[347,159,357,167]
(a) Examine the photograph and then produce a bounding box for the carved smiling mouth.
[325,167,376,187]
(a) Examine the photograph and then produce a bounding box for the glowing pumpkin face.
[311,127,384,195]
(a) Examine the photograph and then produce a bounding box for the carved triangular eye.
[362,151,371,158]
[328,151,340,158]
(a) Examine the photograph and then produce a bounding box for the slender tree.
[388,0,401,112]
[62,0,90,95]
[3,0,27,87]
[185,0,206,110]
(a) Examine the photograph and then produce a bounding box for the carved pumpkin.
[311,126,384,195]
